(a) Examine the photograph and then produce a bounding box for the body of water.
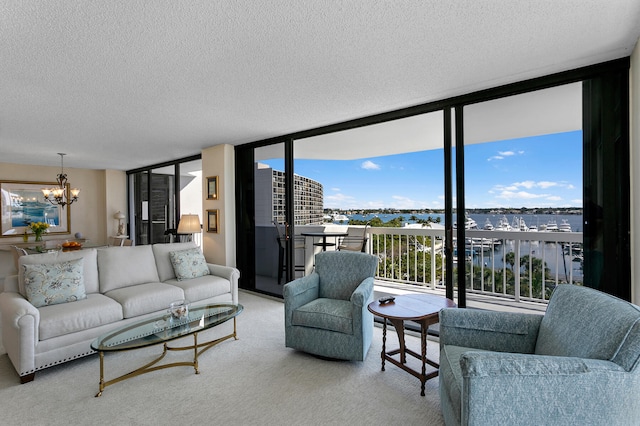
[345,212,583,232]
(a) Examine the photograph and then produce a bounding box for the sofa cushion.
[152,242,198,282]
[23,258,86,308]
[169,248,210,281]
[292,298,353,334]
[98,246,160,293]
[104,282,184,318]
[38,293,123,340]
[18,248,99,295]
[164,273,230,302]
[535,284,640,361]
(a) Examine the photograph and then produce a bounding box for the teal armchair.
[439,284,640,425]
[284,251,378,361]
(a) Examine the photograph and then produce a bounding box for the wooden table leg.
[381,317,387,371]
[389,318,406,364]
[420,320,427,396]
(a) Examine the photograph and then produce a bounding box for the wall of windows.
[235,58,630,303]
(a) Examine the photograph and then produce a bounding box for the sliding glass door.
[128,156,202,246]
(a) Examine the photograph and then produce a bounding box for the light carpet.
[0,291,444,425]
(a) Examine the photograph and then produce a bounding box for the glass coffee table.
[91,303,243,397]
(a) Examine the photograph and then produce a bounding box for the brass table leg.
[193,332,199,374]
[95,326,238,397]
[96,351,105,397]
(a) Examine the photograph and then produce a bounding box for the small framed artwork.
[206,176,219,200]
[207,209,219,233]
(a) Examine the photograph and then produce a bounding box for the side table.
[367,293,456,396]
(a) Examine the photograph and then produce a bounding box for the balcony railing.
[366,226,583,305]
[289,224,583,306]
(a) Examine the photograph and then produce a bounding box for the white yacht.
[483,218,495,231]
[332,213,349,222]
[512,216,529,232]
[494,215,512,231]
[559,219,572,232]
[454,214,478,230]
[545,219,559,232]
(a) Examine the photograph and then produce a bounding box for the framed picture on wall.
[207,209,219,233]
[0,180,71,237]
[206,176,218,200]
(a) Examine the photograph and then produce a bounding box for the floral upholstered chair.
[283,251,378,361]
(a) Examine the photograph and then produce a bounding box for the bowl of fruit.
[61,241,83,251]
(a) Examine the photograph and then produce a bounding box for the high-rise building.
[255,163,324,226]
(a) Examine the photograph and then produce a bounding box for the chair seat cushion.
[292,298,353,335]
[440,344,491,422]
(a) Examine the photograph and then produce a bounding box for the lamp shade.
[177,214,201,234]
[113,211,126,220]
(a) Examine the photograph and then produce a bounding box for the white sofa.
[0,242,239,383]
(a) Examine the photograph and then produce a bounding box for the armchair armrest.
[350,277,374,307]
[460,351,639,425]
[283,273,320,326]
[439,308,543,353]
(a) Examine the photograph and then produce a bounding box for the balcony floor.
[374,279,547,314]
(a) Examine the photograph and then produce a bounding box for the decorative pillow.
[169,248,210,281]
[22,258,86,308]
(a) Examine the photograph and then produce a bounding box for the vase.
[34,233,43,242]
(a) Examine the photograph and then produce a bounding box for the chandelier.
[42,153,80,208]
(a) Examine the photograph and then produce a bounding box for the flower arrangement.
[28,221,50,241]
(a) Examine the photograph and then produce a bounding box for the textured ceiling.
[1,1,639,171]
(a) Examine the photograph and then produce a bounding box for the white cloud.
[361,160,380,170]
[537,181,558,189]
[488,150,525,162]
[324,193,355,203]
[546,196,562,201]
[331,187,341,192]
[514,180,536,189]
[571,199,583,205]
[497,190,548,200]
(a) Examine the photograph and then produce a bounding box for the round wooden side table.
[368,293,456,396]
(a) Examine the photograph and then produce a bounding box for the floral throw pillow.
[22,258,86,308]
[169,248,210,281]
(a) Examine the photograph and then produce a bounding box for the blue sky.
[264,130,582,210]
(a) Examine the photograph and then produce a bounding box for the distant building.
[255,163,324,226]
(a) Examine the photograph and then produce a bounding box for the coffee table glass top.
[91,303,243,352]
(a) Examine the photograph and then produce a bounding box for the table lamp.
[177,214,201,241]
[113,211,126,236]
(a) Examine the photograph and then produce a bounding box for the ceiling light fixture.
[42,153,80,208]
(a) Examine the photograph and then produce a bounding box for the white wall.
[631,36,640,305]
[201,144,236,267]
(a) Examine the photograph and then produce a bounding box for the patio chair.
[337,222,369,252]
[283,251,378,361]
[273,221,305,284]
[439,284,640,425]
